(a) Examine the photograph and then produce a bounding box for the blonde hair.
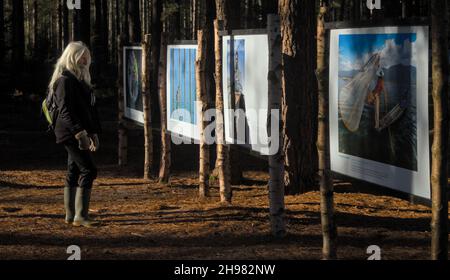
[48,41,92,95]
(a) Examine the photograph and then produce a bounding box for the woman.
[48,42,101,227]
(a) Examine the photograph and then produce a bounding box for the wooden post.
[430,0,449,260]
[117,34,128,167]
[142,34,154,180]
[316,2,337,260]
[214,19,232,203]
[158,33,171,184]
[267,14,286,238]
[196,29,210,198]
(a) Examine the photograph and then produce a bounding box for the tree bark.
[267,14,286,238]
[430,0,449,261]
[123,0,130,43]
[128,0,142,43]
[317,1,337,260]
[214,19,232,203]
[151,0,162,134]
[32,0,38,55]
[56,0,62,52]
[216,0,242,185]
[279,0,318,195]
[0,0,5,63]
[73,0,91,47]
[196,30,211,198]
[109,0,116,66]
[62,0,69,48]
[142,34,154,180]
[12,0,24,85]
[93,0,102,80]
[101,0,109,64]
[158,33,171,184]
[117,35,128,167]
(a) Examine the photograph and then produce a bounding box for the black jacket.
[53,70,101,144]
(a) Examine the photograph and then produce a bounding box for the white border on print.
[123,46,144,124]
[329,26,430,199]
[166,44,200,141]
[222,34,270,155]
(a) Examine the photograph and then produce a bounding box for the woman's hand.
[89,134,100,152]
[75,130,90,151]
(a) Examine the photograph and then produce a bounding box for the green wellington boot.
[73,187,99,227]
[64,187,77,224]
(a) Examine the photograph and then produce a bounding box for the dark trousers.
[63,139,97,189]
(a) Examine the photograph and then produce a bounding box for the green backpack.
[42,92,59,131]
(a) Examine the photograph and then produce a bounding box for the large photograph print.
[166,44,199,140]
[222,34,269,155]
[123,46,144,124]
[329,26,430,199]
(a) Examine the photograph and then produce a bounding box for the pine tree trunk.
[142,34,154,180]
[279,0,318,195]
[267,14,286,238]
[196,30,210,198]
[117,34,128,166]
[128,0,141,43]
[93,0,102,80]
[227,0,241,29]
[430,0,449,261]
[62,0,69,48]
[12,0,24,84]
[214,19,232,203]
[115,0,120,41]
[192,0,197,39]
[123,0,130,43]
[317,1,337,260]
[0,0,5,63]
[32,0,38,55]
[56,0,62,52]
[227,0,244,184]
[215,0,242,186]
[158,33,171,184]
[109,0,116,65]
[73,0,91,47]
[151,0,162,134]
[101,0,109,65]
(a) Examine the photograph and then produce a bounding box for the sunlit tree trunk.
[215,0,242,186]
[214,19,232,203]
[142,34,154,180]
[158,33,171,184]
[196,30,210,198]
[196,0,215,198]
[215,0,232,203]
[267,14,286,238]
[317,1,337,260]
[430,0,449,261]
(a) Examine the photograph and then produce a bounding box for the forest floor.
[0,94,449,260]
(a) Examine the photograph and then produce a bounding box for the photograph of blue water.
[170,47,197,125]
